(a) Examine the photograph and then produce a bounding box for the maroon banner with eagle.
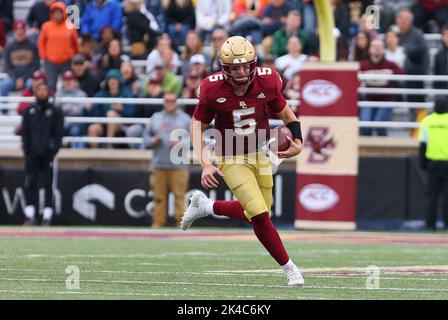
[295,63,359,230]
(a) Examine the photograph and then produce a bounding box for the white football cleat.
[181,191,212,231]
[282,260,305,287]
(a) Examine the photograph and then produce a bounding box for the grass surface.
[0,227,448,300]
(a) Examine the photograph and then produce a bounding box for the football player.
[181,36,304,287]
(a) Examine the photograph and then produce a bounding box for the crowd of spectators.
[1,0,447,146]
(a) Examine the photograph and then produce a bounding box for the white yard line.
[0,289,256,299]
[1,277,448,292]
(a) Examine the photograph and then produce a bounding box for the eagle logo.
[304,127,336,164]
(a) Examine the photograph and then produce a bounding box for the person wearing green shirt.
[270,9,315,58]
[419,96,448,231]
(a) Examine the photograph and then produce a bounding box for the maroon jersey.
[193,67,286,156]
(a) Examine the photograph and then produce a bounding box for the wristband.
[286,121,303,143]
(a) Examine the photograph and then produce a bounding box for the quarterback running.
[181,36,305,287]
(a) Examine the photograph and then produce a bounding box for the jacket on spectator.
[56,87,87,117]
[81,0,123,41]
[88,69,136,118]
[163,0,196,29]
[0,19,6,49]
[360,57,404,101]
[76,69,102,97]
[27,0,52,29]
[18,88,56,116]
[434,43,448,89]
[146,0,165,31]
[3,38,40,81]
[195,0,232,31]
[21,99,64,158]
[0,0,13,31]
[38,2,79,64]
[271,28,316,57]
[399,26,429,75]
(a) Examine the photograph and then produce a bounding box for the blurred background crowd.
[1,0,448,147]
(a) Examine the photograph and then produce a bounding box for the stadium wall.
[0,156,430,230]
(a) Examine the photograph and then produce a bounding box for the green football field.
[0,226,448,300]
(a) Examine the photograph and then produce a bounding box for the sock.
[213,201,250,222]
[43,207,53,220]
[24,205,35,219]
[281,259,295,271]
[251,212,289,266]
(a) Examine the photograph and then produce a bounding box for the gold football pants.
[217,151,273,221]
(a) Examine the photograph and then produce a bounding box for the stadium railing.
[1,73,447,146]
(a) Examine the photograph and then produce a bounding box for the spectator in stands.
[283,70,300,101]
[302,0,316,34]
[361,0,416,33]
[145,91,191,227]
[125,0,162,59]
[56,70,87,149]
[146,0,166,32]
[195,0,232,44]
[0,19,6,55]
[359,38,404,136]
[180,31,205,74]
[17,71,55,117]
[38,1,79,90]
[22,81,64,226]
[261,0,295,37]
[78,34,96,61]
[1,21,39,114]
[433,24,448,90]
[181,69,202,117]
[271,10,315,58]
[149,62,182,95]
[396,8,429,127]
[331,0,350,41]
[81,0,123,41]
[27,0,56,41]
[418,96,448,231]
[125,73,165,149]
[0,0,14,32]
[228,0,268,44]
[91,26,120,70]
[412,0,448,33]
[97,39,126,78]
[275,36,308,81]
[71,54,102,97]
[384,25,406,69]
[161,0,196,46]
[86,69,136,148]
[146,34,182,75]
[120,60,142,98]
[188,54,208,78]
[348,30,371,62]
[208,28,229,74]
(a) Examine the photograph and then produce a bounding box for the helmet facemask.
[221,59,257,87]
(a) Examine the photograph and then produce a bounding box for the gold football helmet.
[219,36,257,86]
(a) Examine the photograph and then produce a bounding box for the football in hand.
[270,125,293,152]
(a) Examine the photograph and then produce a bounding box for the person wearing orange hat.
[38,1,79,90]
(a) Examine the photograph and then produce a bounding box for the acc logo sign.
[302,80,342,107]
[298,183,339,212]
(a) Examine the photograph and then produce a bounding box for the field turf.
[0,227,447,300]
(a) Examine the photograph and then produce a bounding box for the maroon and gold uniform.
[193,67,286,156]
[193,67,286,219]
